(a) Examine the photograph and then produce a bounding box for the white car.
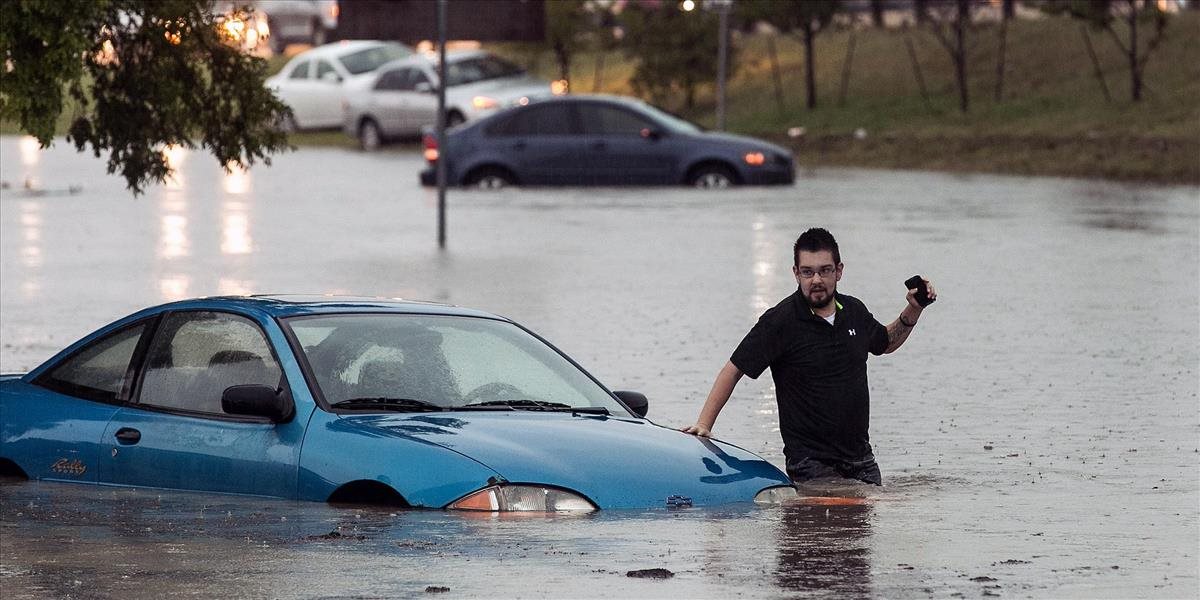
[342,50,557,150]
[266,40,412,130]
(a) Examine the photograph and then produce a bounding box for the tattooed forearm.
[884,318,914,353]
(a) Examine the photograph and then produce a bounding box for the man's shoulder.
[759,291,801,324]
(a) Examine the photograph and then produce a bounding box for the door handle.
[511,142,526,151]
[590,141,607,151]
[114,427,141,445]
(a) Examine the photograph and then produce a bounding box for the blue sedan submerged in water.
[419,95,795,189]
[0,296,795,511]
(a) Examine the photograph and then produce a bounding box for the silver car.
[342,50,556,150]
[266,40,412,131]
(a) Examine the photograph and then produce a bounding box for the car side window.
[374,68,408,91]
[578,104,654,136]
[410,70,430,90]
[490,105,575,136]
[138,312,282,415]
[289,60,311,80]
[35,322,147,404]
[315,60,338,82]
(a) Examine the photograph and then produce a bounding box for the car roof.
[143,295,504,320]
[287,40,407,61]
[373,49,500,72]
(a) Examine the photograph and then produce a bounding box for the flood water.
[2,136,1198,598]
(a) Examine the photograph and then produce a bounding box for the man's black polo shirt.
[730,290,888,464]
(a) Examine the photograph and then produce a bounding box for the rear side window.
[36,322,147,403]
[138,312,282,415]
[487,104,575,136]
[578,104,655,136]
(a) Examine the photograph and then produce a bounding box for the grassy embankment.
[502,12,1199,183]
[7,13,1196,183]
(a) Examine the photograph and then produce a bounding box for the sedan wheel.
[691,166,735,189]
[359,120,382,152]
[467,168,514,189]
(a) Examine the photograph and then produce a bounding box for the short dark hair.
[793,228,840,267]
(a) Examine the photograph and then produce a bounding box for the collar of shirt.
[791,291,844,322]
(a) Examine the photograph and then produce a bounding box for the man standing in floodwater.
[681,227,936,485]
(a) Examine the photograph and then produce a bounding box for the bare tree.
[1042,0,1169,102]
[925,0,974,113]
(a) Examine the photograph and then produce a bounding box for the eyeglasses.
[797,265,838,279]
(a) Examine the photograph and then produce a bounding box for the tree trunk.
[838,28,857,107]
[994,11,1008,101]
[803,24,817,109]
[592,51,605,92]
[954,0,969,113]
[767,35,785,112]
[1080,25,1113,103]
[870,0,885,28]
[1002,0,1015,20]
[1127,5,1142,102]
[553,41,570,86]
[914,0,928,24]
[904,32,933,111]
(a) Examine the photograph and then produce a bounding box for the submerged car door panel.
[577,103,680,185]
[100,410,304,497]
[3,320,151,483]
[488,103,583,184]
[99,311,303,497]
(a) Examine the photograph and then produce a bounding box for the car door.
[312,59,345,126]
[99,311,304,498]
[10,320,153,484]
[282,59,318,127]
[487,103,583,185]
[404,68,438,131]
[366,67,409,136]
[576,102,681,185]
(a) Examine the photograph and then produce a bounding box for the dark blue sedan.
[0,296,796,510]
[419,95,795,188]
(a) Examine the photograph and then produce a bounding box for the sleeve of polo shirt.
[866,309,888,356]
[729,313,785,379]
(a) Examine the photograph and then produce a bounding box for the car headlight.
[449,484,597,512]
[472,96,499,110]
[754,485,798,504]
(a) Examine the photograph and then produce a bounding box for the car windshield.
[338,43,413,75]
[284,314,630,415]
[445,55,525,87]
[633,102,703,134]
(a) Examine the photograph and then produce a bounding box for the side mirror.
[414,81,434,94]
[222,384,294,422]
[321,71,343,84]
[613,390,649,418]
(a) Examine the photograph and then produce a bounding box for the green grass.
[499,12,1200,183]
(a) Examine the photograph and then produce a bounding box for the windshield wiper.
[330,397,445,412]
[459,399,609,415]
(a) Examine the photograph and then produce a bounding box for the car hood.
[449,76,552,102]
[697,131,792,157]
[338,411,790,509]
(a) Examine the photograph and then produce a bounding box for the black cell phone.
[905,275,935,307]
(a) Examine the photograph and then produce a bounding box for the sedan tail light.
[422,133,438,163]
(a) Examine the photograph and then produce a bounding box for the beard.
[803,283,836,309]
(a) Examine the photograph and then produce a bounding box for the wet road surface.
[2,137,1198,598]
